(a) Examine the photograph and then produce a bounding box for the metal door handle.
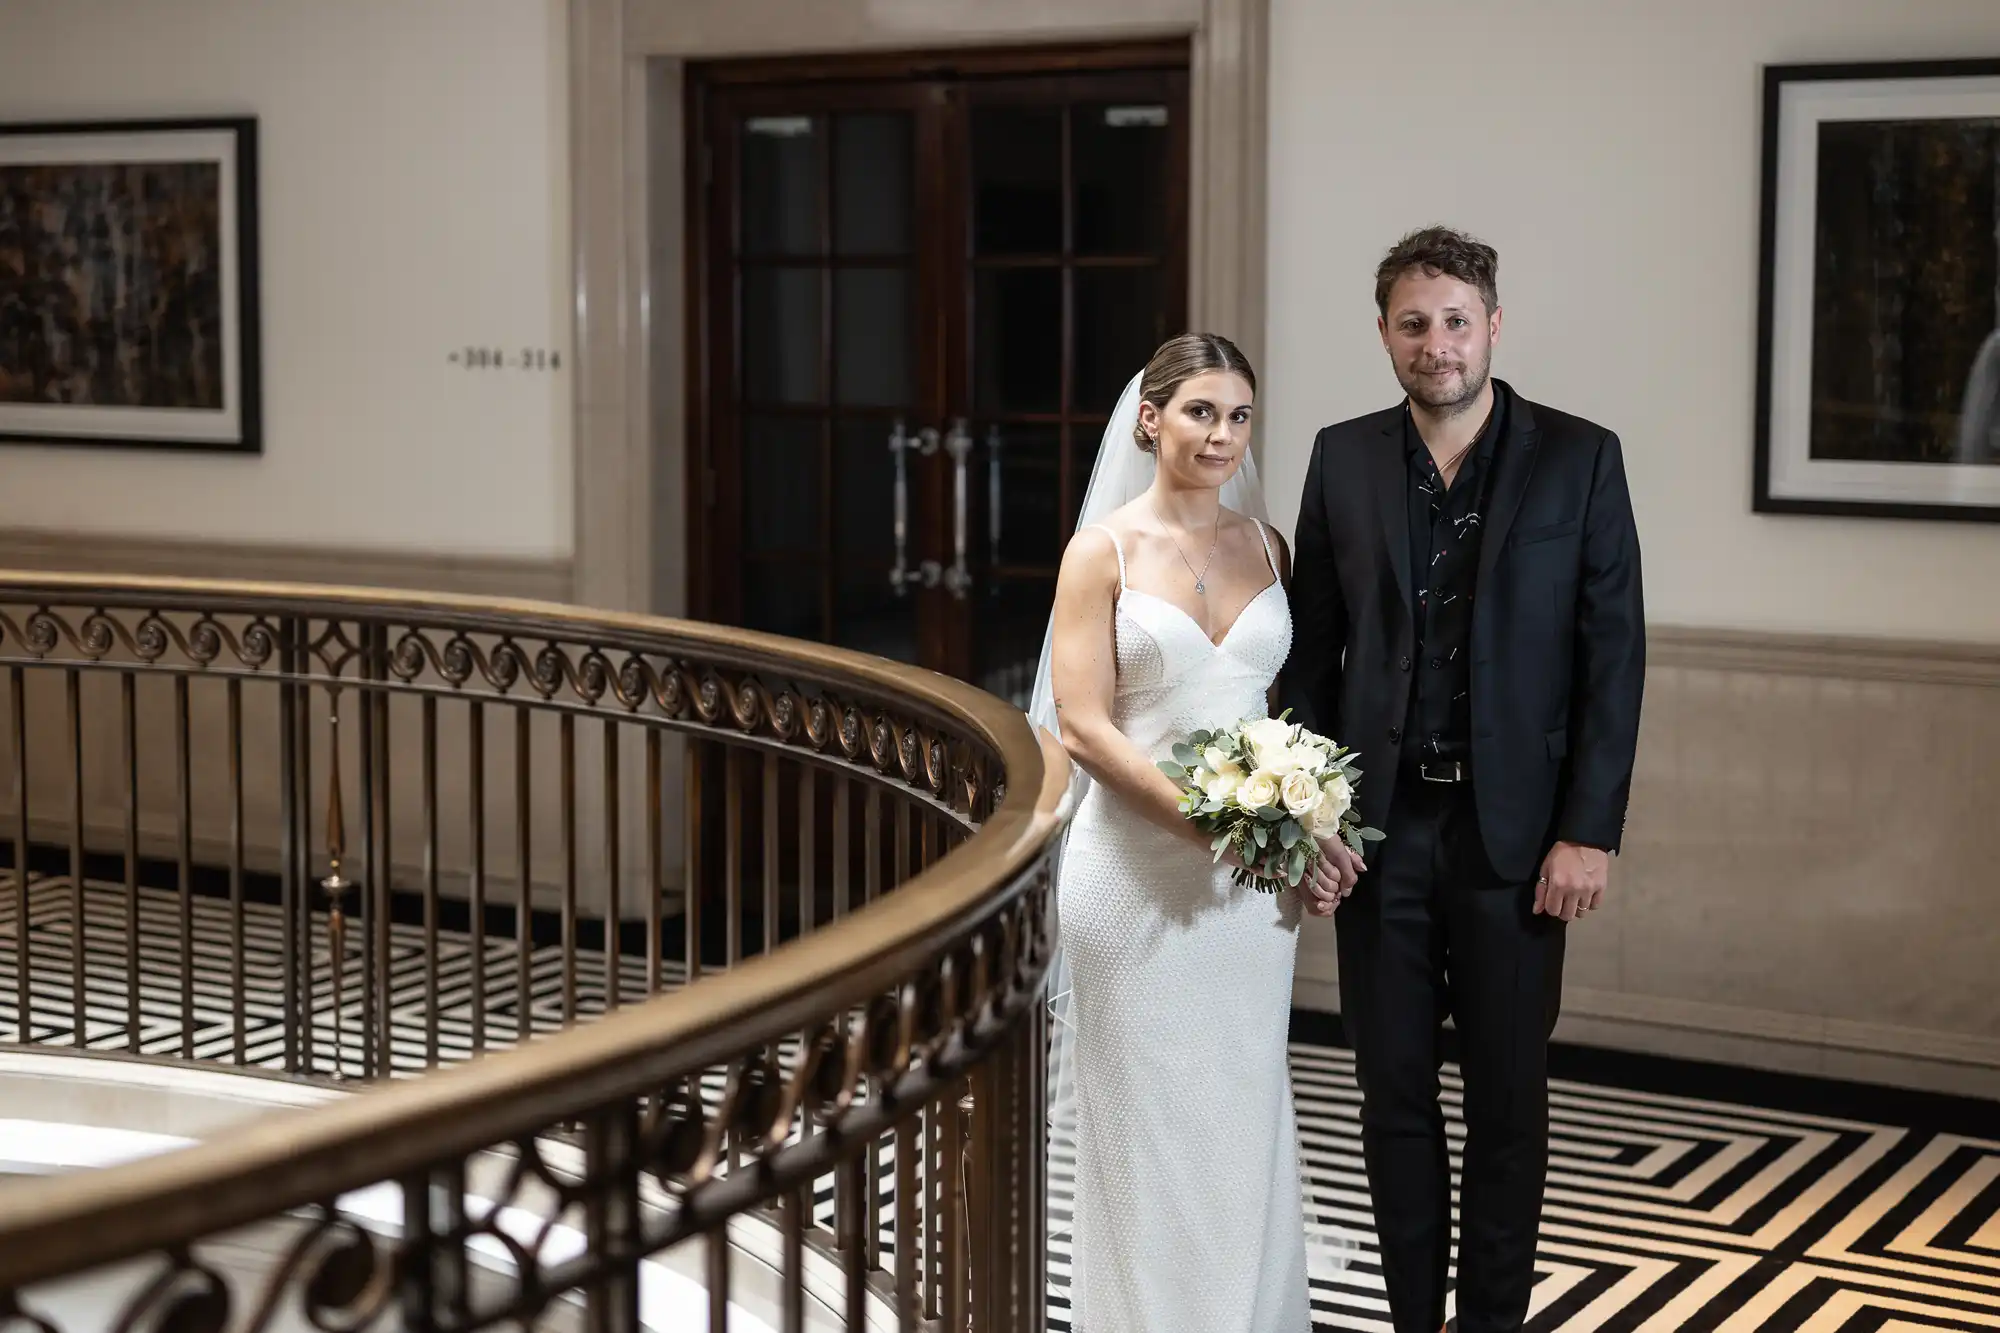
[943,418,973,599]
[985,424,1003,594]
[889,421,940,596]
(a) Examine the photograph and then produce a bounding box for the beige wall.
[1289,632,2000,1098]
[1260,0,2000,644]
[0,0,573,562]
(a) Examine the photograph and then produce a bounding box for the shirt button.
[1388,726,1402,743]
[1431,657,1442,669]
[1399,656,1412,671]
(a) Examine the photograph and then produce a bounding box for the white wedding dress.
[1056,520,1312,1333]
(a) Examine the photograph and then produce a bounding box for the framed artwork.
[0,117,260,452]
[1756,60,2000,521]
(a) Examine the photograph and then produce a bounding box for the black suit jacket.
[1280,381,1645,883]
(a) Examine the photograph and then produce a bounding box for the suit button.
[1399,656,1412,671]
[1388,726,1402,743]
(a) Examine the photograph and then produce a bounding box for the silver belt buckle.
[1420,761,1464,784]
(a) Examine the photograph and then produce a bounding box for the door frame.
[682,48,1192,676]
[565,0,1270,621]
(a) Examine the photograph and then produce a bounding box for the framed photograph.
[1756,60,2000,521]
[0,117,259,452]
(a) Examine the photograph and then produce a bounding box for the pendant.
[1194,581,1205,594]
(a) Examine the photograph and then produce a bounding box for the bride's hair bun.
[1134,332,1257,453]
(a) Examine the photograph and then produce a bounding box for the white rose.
[1302,778,1345,835]
[1280,743,1327,776]
[1239,717,1296,770]
[1235,768,1280,812]
[1280,769,1323,818]
[1321,775,1353,819]
[1203,767,1244,803]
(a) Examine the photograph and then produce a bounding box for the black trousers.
[1334,775,1565,1333]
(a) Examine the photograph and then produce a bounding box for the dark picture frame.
[1755,59,2000,522]
[0,116,260,453]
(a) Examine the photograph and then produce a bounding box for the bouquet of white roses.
[1158,711,1384,894]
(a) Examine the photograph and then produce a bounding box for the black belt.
[1419,760,1467,784]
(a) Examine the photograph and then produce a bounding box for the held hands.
[1299,837,1364,917]
[1535,841,1608,922]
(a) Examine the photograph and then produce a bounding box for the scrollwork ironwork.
[0,574,1055,1333]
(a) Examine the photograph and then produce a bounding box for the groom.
[1282,226,1644,1332]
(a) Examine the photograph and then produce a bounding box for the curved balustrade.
[0,573,1068,1332]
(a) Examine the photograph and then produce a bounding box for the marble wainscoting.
[1292,626,2000,1099]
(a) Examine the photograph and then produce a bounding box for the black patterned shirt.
[1404,385,1508,763]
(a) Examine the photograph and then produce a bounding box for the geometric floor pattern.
[0,873,664,1077]
[1265,1045,2000,1332]
[6,876,1999,1330]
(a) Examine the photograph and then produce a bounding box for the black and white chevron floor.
[3,875,1997,1331]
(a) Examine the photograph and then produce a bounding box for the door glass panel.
[833,417,919,663]
[741,115,823,256]
[1068,424,1105,534]
[984,426,1063,567]
[742,266,823,405]
[743,416,822,555]
[832,417,899,565]
[743,560,823,640]
[973,576,1056,710]
[834,112,913,256]
[974,267,1062,414]
[1074,103,1168,256]
[971,107,1063,255]
[835,267,912,407]
[1074,266,1163,413]
[834,561,920,663]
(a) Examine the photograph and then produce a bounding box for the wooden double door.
[688,43,1189,706]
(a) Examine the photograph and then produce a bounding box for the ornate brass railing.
[0,573,1067,1332]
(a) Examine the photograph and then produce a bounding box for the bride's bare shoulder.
[1057,523,1124,591]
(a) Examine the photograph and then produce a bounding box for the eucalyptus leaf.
[1278,821,1302,849]
[1160,761,1188,782]
[1359,826,1386,841]
[1252,824,1270,848]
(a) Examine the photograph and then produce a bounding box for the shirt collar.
[1403,379,1509,469]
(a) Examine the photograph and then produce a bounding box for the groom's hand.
[1535,841,1608,922]
[1302,838,1364,916]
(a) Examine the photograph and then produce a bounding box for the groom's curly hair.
[1374,226,1499,316]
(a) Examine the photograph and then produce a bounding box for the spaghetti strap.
[1251,520,1280,579]
[1087,524,1128,590]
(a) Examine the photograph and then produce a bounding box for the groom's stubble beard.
[1396,339,1493,416]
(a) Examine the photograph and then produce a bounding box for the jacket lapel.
[1476,385,1540,590]
[1368,413,1414,618]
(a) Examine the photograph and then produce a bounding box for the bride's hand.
[1300,836,1364,916]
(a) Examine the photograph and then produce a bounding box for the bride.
[1028,333,1364,1331]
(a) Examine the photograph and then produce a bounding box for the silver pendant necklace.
[1149,498,1221,595]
